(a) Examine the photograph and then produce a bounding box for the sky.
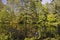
[2,0,52,5]
[41,0,52,4]
[2,0,7,4]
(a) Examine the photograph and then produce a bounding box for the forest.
[0,0,60,40]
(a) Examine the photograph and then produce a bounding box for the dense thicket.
[0,0,60,40]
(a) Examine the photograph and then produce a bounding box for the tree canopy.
[0,0,60,40]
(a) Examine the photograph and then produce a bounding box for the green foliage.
[0,0,60,40]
